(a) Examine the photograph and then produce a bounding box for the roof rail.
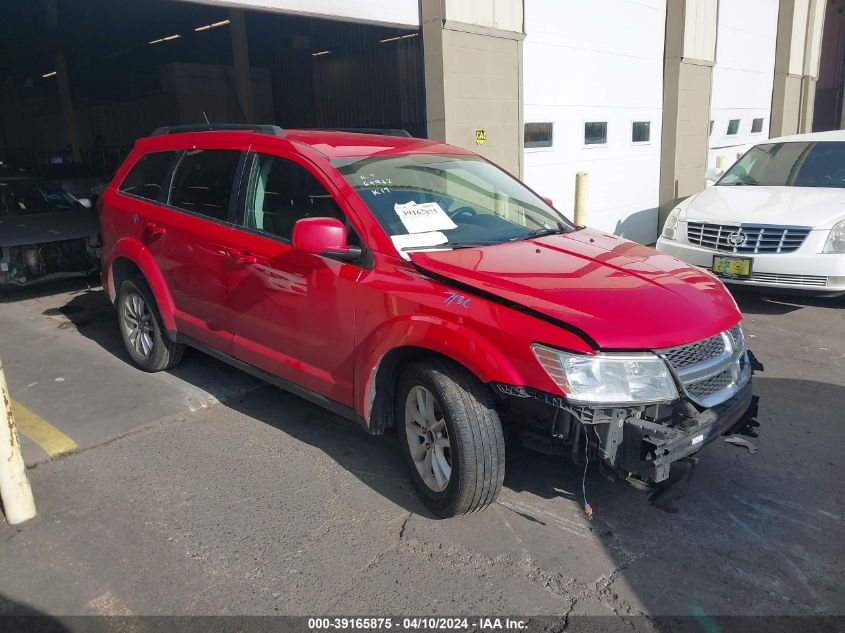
[313,128,412,138]
[151,124,285,136]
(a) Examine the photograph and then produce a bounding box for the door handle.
[225,248,258,265]
[142,222,166,243]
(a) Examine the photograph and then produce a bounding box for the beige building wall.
[659,0,717,225]
[771,0,827,136]
[422,0,525,177]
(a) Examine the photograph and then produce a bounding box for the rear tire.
[116,278,184,372]
[396,359,505,517]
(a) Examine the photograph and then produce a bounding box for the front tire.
[117,278,184,372]
[396,359,505,517]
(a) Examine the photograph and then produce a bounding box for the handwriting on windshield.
[359,173,392,196]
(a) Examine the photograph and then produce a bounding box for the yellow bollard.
[573,172,589,226]
[715,155,727,169]
[0,357,36,525]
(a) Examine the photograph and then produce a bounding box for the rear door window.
[119,151,179,202]
[169,149,242,221]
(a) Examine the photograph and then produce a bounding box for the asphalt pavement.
[0,280,842,629]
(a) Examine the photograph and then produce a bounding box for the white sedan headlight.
[532,345,679,405]
[661,207,681,240]
[822,219,845,254]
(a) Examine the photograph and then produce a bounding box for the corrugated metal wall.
[0,2,427,173]
[308,21,425,135]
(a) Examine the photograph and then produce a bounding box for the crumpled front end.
[494,325,762,487]
[0,237,100,287]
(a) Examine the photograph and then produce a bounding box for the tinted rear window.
[119,151,178,201]
[169,149,241,221]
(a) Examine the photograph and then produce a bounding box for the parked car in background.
[657,131,845,297]
[0,174,101,287]
[36,161,110,208]
[100,124,760,517]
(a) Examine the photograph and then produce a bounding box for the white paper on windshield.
[394,201,457,234]
[390,231,449,261]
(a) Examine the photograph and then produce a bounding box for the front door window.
[242,153,353,242]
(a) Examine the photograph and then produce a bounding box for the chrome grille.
[662,333,726,369]
[686,369,733,400]
[687,222,811,254]
[727,324,744,350]
[658,324,751,408]
[751,272,827,287]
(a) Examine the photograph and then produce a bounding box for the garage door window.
[584,122,607,146]
[242,154,347,242]
[169,149,241,221]
[119,151,179,202]
[632,121,651,143]
[524,123,553,148]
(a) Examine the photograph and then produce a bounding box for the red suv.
[101,124,761,517]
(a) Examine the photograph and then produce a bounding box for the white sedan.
[657,130,845,297]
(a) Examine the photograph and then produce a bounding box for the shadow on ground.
[731,288,845,315]
[0,276,101,304]
[0,592,71,631]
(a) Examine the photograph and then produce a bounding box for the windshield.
[332,154,574,251]
[0,179,80,215]
[718,141,845,188]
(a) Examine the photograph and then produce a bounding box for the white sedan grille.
[687,222,811,254]
[751,272,827,287]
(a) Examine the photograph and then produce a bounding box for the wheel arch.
[359,321,522,435]
[106,239,177,332]
[366,346,467,435]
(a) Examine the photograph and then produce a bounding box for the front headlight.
[532,344,679,405]
[822,219,845,253]
[661,207,681,240]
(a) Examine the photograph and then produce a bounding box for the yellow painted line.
[11,399,78,458]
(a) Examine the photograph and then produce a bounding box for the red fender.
[355,315,527,422]
[104,238,178,332]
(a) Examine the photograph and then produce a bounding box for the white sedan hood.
[682,186,845,230]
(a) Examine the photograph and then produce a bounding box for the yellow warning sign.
[475,129,486,145]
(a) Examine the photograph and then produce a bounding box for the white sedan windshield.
[719,141,845,188]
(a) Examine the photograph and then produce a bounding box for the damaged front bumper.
[494,359,761,486]
[607,384,758,483]
[0,239,100,287]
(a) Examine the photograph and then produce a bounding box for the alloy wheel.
[122,292,154,358]
[404,385,452,492]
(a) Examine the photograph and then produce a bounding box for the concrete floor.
[0,280,843,629]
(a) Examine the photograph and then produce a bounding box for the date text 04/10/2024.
[307,618,527,631]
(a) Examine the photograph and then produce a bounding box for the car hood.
[408,228,741,350]
[0,209,100,247]
[682,185,845,229]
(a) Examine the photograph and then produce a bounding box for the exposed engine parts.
[494,372,761,489]
[0,238,99,287]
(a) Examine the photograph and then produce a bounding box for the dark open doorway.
[0,0,425,181]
